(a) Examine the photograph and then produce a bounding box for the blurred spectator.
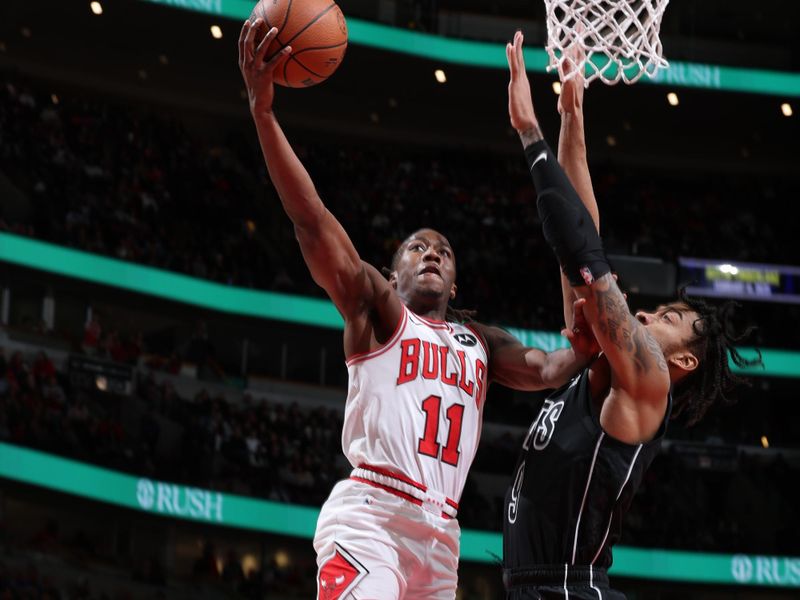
[82,312,102,355]
[192,541,220,580]
[185,321,224,381]
[0,349,9,398]
[221,549,245,588]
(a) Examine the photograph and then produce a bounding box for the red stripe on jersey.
[465,323,490,359]
[350,476,422,506]
[358,463,427,492]
[345,307,408,366]
[350,477,453,520]
[411,312,453,331]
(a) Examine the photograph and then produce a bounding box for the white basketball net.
[544,0,670,86]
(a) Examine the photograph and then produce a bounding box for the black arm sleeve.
[525,139,610,287]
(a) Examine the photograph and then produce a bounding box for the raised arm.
[556,49,600,330]
[239,20,401,345]
[556,44,599,232]
[508,31,669,441]
[507,32,596,333]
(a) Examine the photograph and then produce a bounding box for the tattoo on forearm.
[593,274,669,375]
[519,125,544,148]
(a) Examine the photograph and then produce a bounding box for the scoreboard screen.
[679,257,800,304]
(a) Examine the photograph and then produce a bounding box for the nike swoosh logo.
[530,151,547,170]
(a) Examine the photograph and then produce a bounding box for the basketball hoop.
[544,0,670,86]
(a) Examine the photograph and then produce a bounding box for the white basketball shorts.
[313,478,461,600]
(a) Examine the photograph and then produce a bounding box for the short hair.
[671,287,762,426]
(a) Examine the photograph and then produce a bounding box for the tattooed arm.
[574,273,671,443]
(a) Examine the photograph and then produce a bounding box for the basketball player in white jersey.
[239,20,598,600]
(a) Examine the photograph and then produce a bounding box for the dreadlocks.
[671,287,762,426]
[381,241,477,324]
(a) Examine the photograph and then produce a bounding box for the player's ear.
[450,282,457,300]
[668,350,698,373]
[389,271,398,290]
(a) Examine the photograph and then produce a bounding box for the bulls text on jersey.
[396,338,486,404]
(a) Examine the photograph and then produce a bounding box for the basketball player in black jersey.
[502,32,761,599]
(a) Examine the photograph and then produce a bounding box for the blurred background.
[0,0,798,598]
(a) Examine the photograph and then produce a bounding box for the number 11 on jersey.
[418,395,464,466]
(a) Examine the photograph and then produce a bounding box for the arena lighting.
[719,263,740,275]
[90,1,103,15]
[210,25,223,39]
[552,81,562,95]
[667,91,679,106]
[274,550,291,568]
[761,436,770,448]
[782,102,793,117]
[2,442,799,585]
[242,554,259,574]
[434,68,447,83]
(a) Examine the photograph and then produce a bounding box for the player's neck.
[404,300,448,322]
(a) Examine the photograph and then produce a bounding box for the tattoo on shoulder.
[644,330,669,372]
[592,274,668,375]
[519,126,544,148]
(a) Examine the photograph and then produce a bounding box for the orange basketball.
[250,0,348,88]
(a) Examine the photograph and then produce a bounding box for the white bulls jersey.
[342,305,489,508]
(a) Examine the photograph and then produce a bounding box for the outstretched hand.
[506,31,537,133]
[557,36,586,117]
[238,18,293,114]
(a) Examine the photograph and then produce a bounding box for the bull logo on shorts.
[318,545,367,600]
[522,399,565,451]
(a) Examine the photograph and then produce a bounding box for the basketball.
[250,0,348,87]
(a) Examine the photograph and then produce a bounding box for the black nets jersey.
[503,368,671,570]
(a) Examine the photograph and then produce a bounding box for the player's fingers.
[238,20,251,63]
[574,22,586,61]
[507,43,517,77]
[244,17,262,60]
[255,26,278,63]
[515,31,525,72]
[264,45,292,71]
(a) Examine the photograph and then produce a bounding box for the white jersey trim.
[345,306,408,366]
[589,565,603,599]
[591,443,644,566]
[571,432,605,565]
